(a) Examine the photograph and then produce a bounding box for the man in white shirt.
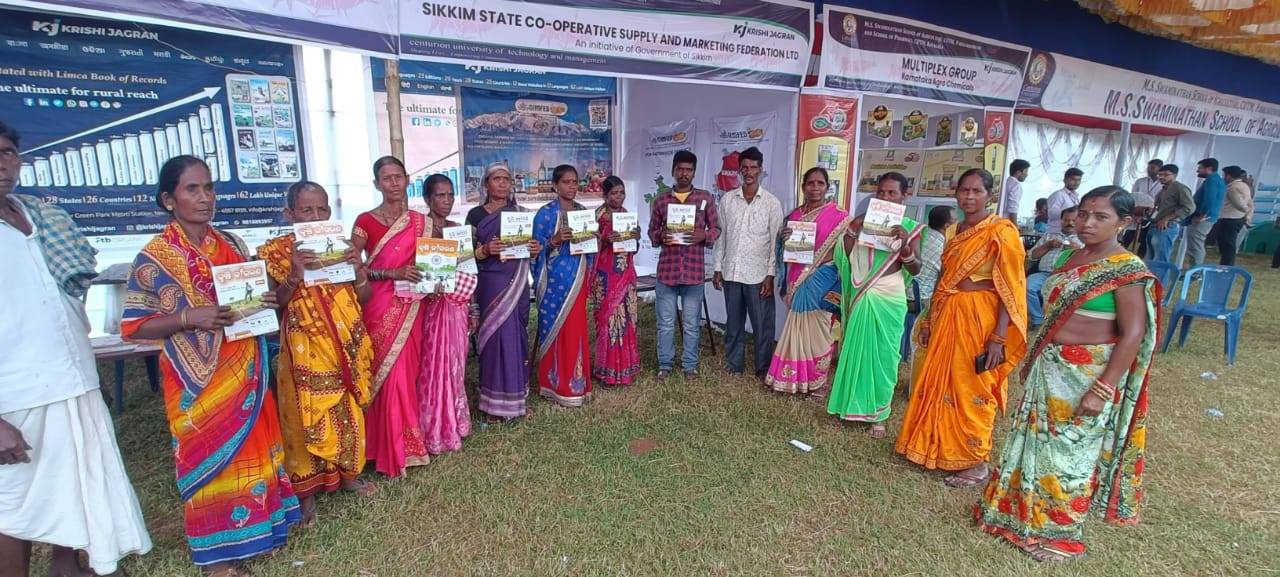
[1046,167,1083,234]
[1125,159,1161,253]
[0,122,151,577]
[1002,159,1030,221]
[713,146,783,379]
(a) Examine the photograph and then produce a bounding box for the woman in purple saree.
[466,163,542,420]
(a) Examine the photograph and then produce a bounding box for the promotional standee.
[796,92,859,208]
[817,5,1029,218]
[0,7,307,236]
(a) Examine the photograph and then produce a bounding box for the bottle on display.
[65,147,85,187]
[96,140,115,187]
[81,145,100,187]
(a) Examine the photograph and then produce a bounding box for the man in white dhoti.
[0,122,151,576]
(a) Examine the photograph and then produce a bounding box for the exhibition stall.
[812,5,1031,223]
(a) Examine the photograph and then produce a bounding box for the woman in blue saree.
[532,164,596,407]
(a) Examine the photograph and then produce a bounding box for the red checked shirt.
[647,188,721,286]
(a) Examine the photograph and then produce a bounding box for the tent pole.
[1113,121,1131,187]
[385,58,405,160]
[1256,141,1273,188]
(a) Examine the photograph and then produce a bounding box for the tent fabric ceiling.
[1078,0,1280,65]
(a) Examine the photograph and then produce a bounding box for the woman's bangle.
[179,308,189,330]
[900,254,918,264]
[476,246,488,260]
[354,279,369,289]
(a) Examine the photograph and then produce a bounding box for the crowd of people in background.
[0,111,1272,576]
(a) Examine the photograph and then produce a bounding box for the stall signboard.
[15,0,399,55]
[819,6,1030,108]
[1019,50,1280,140]
[399,0,813,90]
[371,59,615,216]
[1,6,304,236]
[796,92,859,208]
[459,87,613,206]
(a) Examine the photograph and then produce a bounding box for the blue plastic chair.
[1160,265,1253,365]
[1143,259,1181,307]
[901,279,922,362]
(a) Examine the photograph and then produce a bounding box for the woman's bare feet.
[48,546,95,577]
[341,478,378,497]
[297,495,317,529]
[943,463,990,488]
[868,424,887,439]
[203,562,251,577]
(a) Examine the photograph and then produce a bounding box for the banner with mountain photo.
[459,87,613,208]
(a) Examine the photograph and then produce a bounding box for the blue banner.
[0,7,305,235]
[371,59,615,96]
[460,87,613,206]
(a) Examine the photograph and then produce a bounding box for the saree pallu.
[592,207,640,386]
[766,203,849,394]
[475,203,532,418]
[259,234,375,496]
[122,222,299,566]
[533,200,594,407]
[827,217,922,422]
[358,210,428,477]
[895,215,1028,471]
[976,253,1156,559]
[418,271,476,455]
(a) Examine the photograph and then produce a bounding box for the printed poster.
[858,149,924,195]
[460,87,613,207]
[636,119,696,272]
[919,148,985,198]
[711,112,778,199]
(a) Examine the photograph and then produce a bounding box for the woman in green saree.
[826,172,923,437]
[975,186,1157,562]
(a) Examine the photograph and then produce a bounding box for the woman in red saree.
[592,176,641,386]
[350,156,429,477]
[123,156,298,576]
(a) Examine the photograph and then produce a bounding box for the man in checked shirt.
[648,150,721,381]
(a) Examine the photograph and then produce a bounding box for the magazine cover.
[667,204,696,246]
[443,225,478,274]
[783,221,817,264]
[858,198,907,252]
[212,260,278,341]
[500,212,534,260]
[612,212,639,253]
[566,209,599,255]
[294,220,354,286]
[396,238,459,296]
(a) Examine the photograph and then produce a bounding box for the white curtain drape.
[1010,114,1177,218]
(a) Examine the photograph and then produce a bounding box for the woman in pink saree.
[416,174,475,454]
[766,167,850,395]
[592,176,640,386]
[351,156,428,477]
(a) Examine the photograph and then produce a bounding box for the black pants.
[722,280,776,376]
[1215,217,1246,266]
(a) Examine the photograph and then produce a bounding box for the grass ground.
[67,254,1280,576]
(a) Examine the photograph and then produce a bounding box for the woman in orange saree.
[895,168,1028,488]
[351,156,429,477]
[123,157,299,576]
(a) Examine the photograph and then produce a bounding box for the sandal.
[944,469,991,488]
[868,425,887,439]
[1024,545,1075,563]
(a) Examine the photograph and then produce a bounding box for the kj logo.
[32,19,60,36]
